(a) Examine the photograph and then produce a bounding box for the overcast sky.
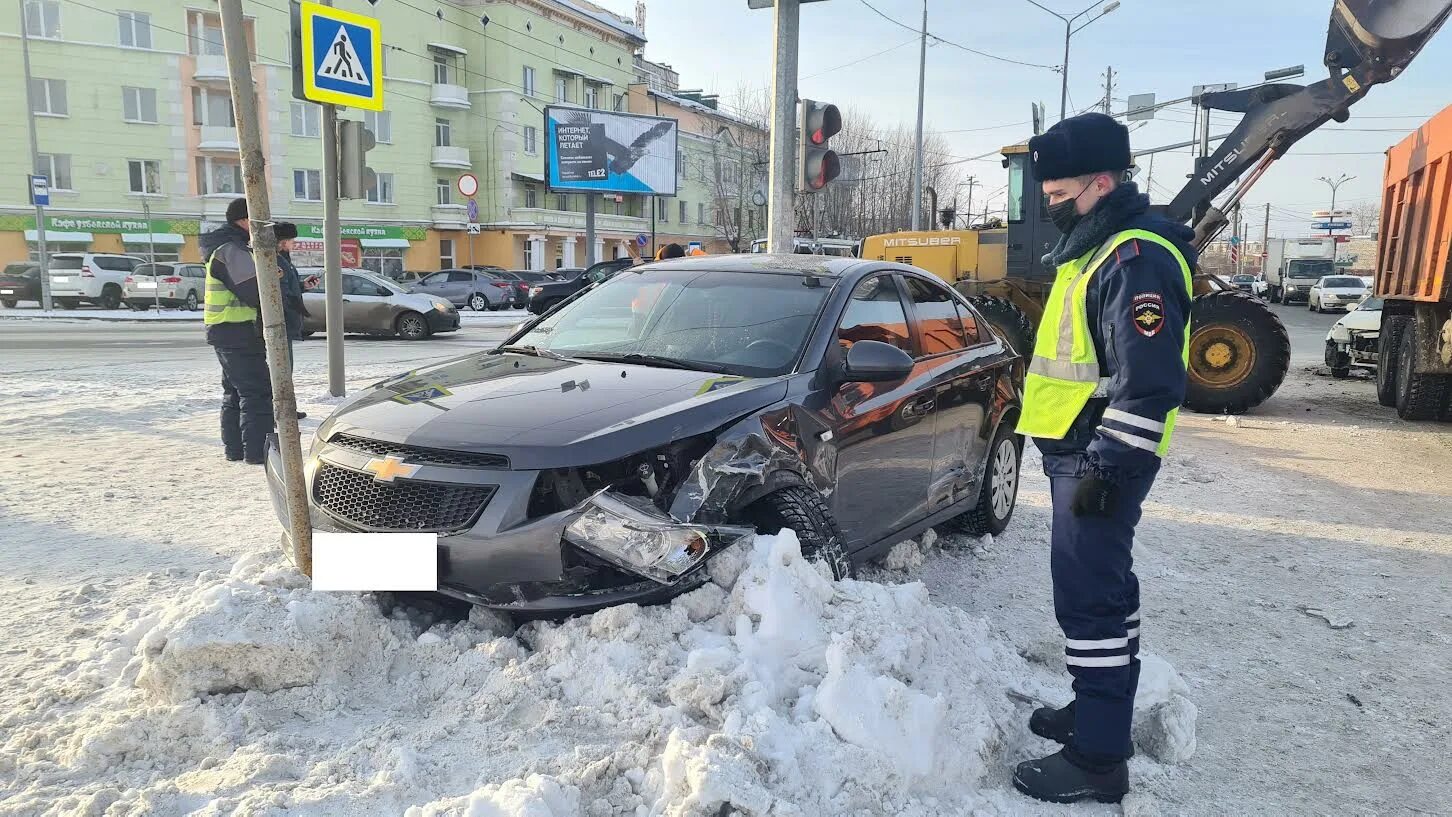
[598,0,1451,237]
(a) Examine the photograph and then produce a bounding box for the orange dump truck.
[1374,104,1452,421]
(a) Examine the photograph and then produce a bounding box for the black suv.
[527,258,635,314]
[267,256,1023,615]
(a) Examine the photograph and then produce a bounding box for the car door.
[415,271,451,302]
[825,273,938,551]
[901,274,1001,514]
[342,273,390,331]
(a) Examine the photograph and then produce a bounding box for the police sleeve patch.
[1132,292,1166,337]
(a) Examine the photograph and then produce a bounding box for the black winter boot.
[1013,748,1128,804]
[1029,700,1075,744]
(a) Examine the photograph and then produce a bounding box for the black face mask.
[1046,182,1093,233]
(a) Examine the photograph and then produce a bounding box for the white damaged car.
[1324,296,1382,378]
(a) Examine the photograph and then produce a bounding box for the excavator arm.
[1164,0,1452,249]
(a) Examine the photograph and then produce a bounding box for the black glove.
[1071,475,1119,518]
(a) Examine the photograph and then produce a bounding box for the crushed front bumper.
[264,436,720,615]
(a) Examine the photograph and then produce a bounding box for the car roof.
[639,254,870,278]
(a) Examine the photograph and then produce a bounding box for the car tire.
[1,298,17,308]
[1376,315,1410,408]
[127,301,148,312]
[58,298,78,310]
[185,290,199,311]
[300,330,314,339]
[742,485,854,580]
[1395,319,1452,421]
[99,285,122,311]
[944,421,1022,536]
[468,293,489,312]
[395,311,431,341]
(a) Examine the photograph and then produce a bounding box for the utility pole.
[585,193,597,266]
[220,0,312,574]
[1101,65,1114,114]
[1024,1,1121,121]
[1317,173,1354,263]
[766,0,800,253]
[1231,202,1242,275]
[910,0,928,231]
[320,0,345,397]
[1262,202,1271,271]
[19,0,51,310]
[963,175,977,227]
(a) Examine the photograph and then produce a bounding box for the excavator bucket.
[1327,0,1452,81]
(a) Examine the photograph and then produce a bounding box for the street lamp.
[1317,173,1354,261]
[1024,0,1121,121]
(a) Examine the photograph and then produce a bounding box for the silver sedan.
[300,270,459,340]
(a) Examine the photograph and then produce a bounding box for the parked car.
[300,270,458,340]
[527,258,636,314]
[265,256,1024,615]
[1325,296,1382,378]
[489,270,533,308]
[1229,273,1268,298]
[0,262,41,307]
[123,262,207,311]
[1308,275,1370,313]
[46,253,145,309]
[386,270,431,287]
[410,269,514,311]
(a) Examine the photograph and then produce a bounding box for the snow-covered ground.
[1,324,1448,815]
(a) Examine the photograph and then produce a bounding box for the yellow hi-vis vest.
[1016,229,1193,456]
[204,247,258,326]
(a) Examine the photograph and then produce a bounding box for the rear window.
[3,263,36,277]
[134,263,171,277]
[50,256,84,270]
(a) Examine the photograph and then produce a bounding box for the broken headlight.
[564,491,752,584]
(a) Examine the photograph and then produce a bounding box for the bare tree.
[712,83,771,252]
[1349,198,1382,235]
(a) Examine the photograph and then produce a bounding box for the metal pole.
[143,197,158,311]
[1262,201,1271,260]
[1232,202,1242,275]
[19,0,51,310]
[766,0,799,254]
[321,0,344,397]
[1060,20,1071,121]
[585,193,597,266]
[910,0,928,232]
[1102,65,1113,114]
[220,0,312,574]
[650,195,657,257]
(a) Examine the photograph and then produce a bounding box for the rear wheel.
[128,301,149,312]
[185,290,199,311]
[1376,315,1410,407]
[468,293,489,312]
[58,298,78,310]
[395,311,431,341]
[1,298,17,308]
[99,285,122,310]
[741,486,853,580]
[1395,319,1452,421]
[1184,290,1291,415]
[944,421,1021,536]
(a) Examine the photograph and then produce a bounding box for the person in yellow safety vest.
[200,197,273,465]
[1009,113,1196,806]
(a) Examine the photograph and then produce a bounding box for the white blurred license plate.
[51,276,69,283]
[311,531,438,591]
[136,282,157,289]
[0,289,12,294]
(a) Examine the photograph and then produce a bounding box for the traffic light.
[338,119,377,199]
[799,99,841,193]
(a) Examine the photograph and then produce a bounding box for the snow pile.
[2,532,1056,816]
[1132,654,1199,764]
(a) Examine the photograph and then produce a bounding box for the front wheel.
[944,421,1021,536]
[1184,290,1291,415]
[740,486,853,580]
[395,311,431,341]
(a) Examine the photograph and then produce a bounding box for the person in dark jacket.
[201,198,273,464]
[272,222,309,356]
[1011,113,1197,804]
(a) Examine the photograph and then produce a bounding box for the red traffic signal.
[799,99,842,192]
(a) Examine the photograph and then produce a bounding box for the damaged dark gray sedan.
[266,255,1024,615]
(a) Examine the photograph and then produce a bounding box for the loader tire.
[1184,290,1291,415]
[1376,315,1410,408]
[1395,320,1452,421]
[968,295,1035,358]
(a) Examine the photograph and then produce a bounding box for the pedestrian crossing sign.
[298,1,383,110]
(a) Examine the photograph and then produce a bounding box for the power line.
[855,0,1057,70]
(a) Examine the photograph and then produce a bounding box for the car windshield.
[1356,296,1383,311]
[1323,276,1364,288]
[511,268,833,377]
[1232,275,1255,283]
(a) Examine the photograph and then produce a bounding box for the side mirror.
[843,340,914,383]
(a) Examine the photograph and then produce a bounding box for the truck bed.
[1376,104,1452,303]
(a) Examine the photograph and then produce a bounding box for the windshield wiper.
[572,352,727,373]
[495,344,568,361]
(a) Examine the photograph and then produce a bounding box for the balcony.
[431,145,472,170]
[432,204,467,230]
[511,208,650,235]
[429,83,470,109]
[193,54,230,82]
[198,125,240,151]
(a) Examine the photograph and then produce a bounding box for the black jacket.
[276,250,309,339]
[200,223,263,349]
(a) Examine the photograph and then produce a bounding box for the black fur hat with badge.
[1028,112,1132,182]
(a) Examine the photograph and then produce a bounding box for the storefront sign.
[0,214,200,235]
[295,224,415,241]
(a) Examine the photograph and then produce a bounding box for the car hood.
[321,352,789,470]
[1329,308,1381,338]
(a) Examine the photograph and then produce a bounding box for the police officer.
[200,197,273,464]
[1012,113,1196,804]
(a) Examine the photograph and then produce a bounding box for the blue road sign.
[466,198,479,223]
[29,175,49,207]
[1312,221,1352,230]
[299,1,383,110]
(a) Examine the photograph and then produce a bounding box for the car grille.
[313,463,496,532]
[330,433,509,469]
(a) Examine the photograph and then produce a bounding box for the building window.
[362,248,403,278]
[195,156,242,195]
[613,93,625,112]
[118,10,151,48]
[293,169,322,201]
[432,53,455,85]
[125,245,180,264]
[29,78,66,116]
[584,84,599,109]
[677,150,687,178]
[24,0,59,38]
[366,172,394,204]
[436,179,452,205]
[121,86,157,123]
[192,87,235,127]
[439,239,456,268]
[187,12,226,56]
[555,77,569,103]
[657,198,668,222]
[524,184,538,209]
[289,101,320,137]
[36,153,71,190]
[523,126,537,155]
[128,160,162,195]
[434,118,451,147]
[522,66,536,97]
[364,110,392,143]
[698,203,706,224]
[679,201,688,223]
[523,239,536,270]
[555,194,568,212]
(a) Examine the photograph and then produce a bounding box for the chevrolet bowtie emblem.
[363,454,419,483]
